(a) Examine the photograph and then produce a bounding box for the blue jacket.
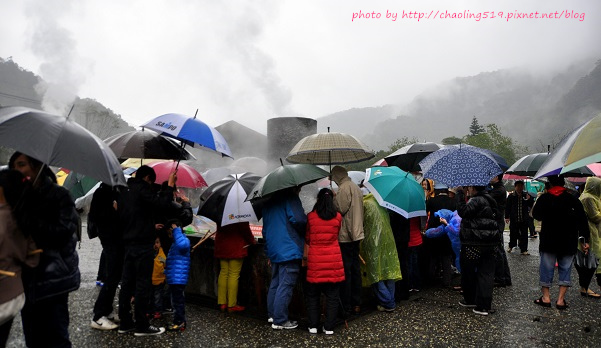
[165,227,190,285]
[425,209,462,272]
[261,192,307,263]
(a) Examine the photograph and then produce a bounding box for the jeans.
[539,252,573,287]
[461,246,496,311]
[509,221,529,252]
[407,246,421,290]
[119,244,154,331]
[218,258,244,307]
[267,260,300,325]
[170,284,186,325]
[93,244,124,320]
[152,283,166,312]
[21,292,71,348]
[372,280,396,309]
[305,281,341,331]
[340,241,362,312]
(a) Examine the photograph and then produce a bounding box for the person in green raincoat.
[361,194,402,311]
[579,177,601,297]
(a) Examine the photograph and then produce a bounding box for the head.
[547,175,565,188]
[467,185,486,196]
[448,187,457,199]
[135,165,156,184]
[9,152,56,184]
[0,169,29,208]
[434,182,448,195]
[313,188,337,221]
[330,166,348,185]
[514,180,525,194]
[421,179,430,191]
[583,177,601,198]
[154,236,161,251]
[490,174,503,184]
[434,209,454,222]
[167,218,181,239]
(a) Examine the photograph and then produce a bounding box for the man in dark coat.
[505,181,533,255]
[488,175,512,286]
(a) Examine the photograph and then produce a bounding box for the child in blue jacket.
[164,220,190,331]
[424,209,462,273]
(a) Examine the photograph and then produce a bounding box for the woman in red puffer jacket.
[304,188,345,335]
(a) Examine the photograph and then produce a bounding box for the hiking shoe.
[272,321,298,330]
[377,305,395,312]
[473,308,489,316]
[308,327,318,334]
[323,327,334,335]
[118,325,135,334]
[227,305,245,313]
[167,322,186,332]
[90,317,118,330]
[459,300,476,308]
[134,325,165,336]
[521,251,530,255]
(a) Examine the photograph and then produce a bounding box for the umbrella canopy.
[104,129,195,160]
[419,144,503,187]
[364,167,426,218]
[372,158,388,167]
[198,173,262,227]
[147,161,208,188]
[141,113,233,158]
[535,114,601,178]
[202,166,245,186]
[62,172,100,200]
[286,132,374,165]
[506,153,549,176]
[246,164,330,201]
[120,158,163,168]
[0,106,126,186]
[385,142,442,172]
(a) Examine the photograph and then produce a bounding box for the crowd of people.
[1,152,601,345]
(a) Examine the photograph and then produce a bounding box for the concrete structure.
[267,117,317,168]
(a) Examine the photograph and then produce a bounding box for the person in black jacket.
[10,152,80,347]
[531,175,590,310]
[488,175,512,286]
[457,186,499,316]
[505,181,533,255]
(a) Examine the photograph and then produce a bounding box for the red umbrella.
[372,158,388,167]
[147,161,207,188]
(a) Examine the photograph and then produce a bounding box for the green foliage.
[464,124,528,164]
[345,136,419,172]
[469,116,485,136]
[442,136,462,145]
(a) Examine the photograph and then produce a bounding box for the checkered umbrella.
[286,132,374,166]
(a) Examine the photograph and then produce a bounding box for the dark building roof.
[216,120,267,159]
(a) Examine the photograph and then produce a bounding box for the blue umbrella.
[364,167,426,218]
[419,144,503,187]
[141,113,233,158]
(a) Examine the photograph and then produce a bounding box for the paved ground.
[6,231,601,347]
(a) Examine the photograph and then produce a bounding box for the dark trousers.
[575,264,596,289]
[494,221,512,285]
[340,241,362,312]
[408,246,422,290]
[395,242,410,301]
[305,281,341,331]
[119,244,154,331]
[97,249,107,282]
[0,318,13,348]
[170,284,186,325]
[93,244,124,320]
[528,217,536,236]
[509,221,529,252]
[461,246,496,311]
[22,292,71,348]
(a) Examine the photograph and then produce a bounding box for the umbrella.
[385,142,442,172]
[372,158,388,167]
[285,131,374,166]
[120,158,163,168]
[202,167,245,186]
[104,129,195,160]
[198,173,262,227]
[147,161,208,189]
[141,113,233,158]
[62,172,100,200]
[0,106,126,186]
[506,153,549,176]
[419,144,503,187]
[246,164,330,201]
[364,166,426,218]
[535,114,601,178]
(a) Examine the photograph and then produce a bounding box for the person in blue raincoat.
[424,209,462,273]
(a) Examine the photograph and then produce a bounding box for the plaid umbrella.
[286,132,374,166]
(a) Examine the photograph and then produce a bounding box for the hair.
[167,218,181,227]
[135,165,156,183]
[313,188,337,221]
[8,152,57,184]
[421,179,431,190]
[471,185,487,192]
[0,169,33,236]
[514,180,525,187]
[496,174,504,182]
[547,175,565,187]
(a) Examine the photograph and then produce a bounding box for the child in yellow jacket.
[151,236,167,319]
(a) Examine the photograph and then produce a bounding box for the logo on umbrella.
[156,121,177,131]
[374,169,383,176]
[229,213,252,220]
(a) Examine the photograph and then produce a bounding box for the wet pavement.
[7,231,601,347]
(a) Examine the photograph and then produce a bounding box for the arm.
[335,185,352,215]
[287,197,307,237]
[172,227,191,254]
[424,225,446,239]
[581,197,601,225]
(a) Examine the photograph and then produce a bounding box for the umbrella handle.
[0,270,16,277]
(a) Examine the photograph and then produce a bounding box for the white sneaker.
[272,321,298,330]
[323,327,334,335]
[308,327,317,334]
[473,308,489,316]
[91,316,118,330]
[107,312,120,323]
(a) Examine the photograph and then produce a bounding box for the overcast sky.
[1,0,600,133]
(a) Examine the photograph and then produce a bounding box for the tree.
[345,136,419,172]
[469,116,485,136]
[442,136,462,145]
[464,123,528,164]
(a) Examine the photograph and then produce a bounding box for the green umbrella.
[245,164,329,201]
[62,172,100,200]
[364,166,426,218]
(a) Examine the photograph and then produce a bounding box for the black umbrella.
[104,129,195,160]
[385,142,442,172]
[198,173,262,227]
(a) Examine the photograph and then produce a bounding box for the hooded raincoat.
[331,166,364,243]
[580,177,601,274]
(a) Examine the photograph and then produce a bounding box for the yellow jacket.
[152,247,167,285]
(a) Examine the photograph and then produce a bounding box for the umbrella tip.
[327,126,330,133]
[279,158,284,166]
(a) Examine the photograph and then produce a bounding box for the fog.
[0,0,600,132]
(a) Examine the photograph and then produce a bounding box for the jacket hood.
[583,177,601,198]
[330,166,348,185]
[434,209,454,222]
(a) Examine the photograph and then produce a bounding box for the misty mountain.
[318,59,601,154]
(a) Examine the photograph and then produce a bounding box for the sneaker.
[268,317,273,323]
[167,322,186,332]
[107,312,120,323]
[323,327,334,335]
[308,327,318,334]
[219,304,227,312]
[162,308,173,314]
[118,325,135,334]
[521,251,530,255]
[459,300,476,308]
[377,305,395,312]
[134,325,165,336]
[473,308,489,316]
[272,321,298,330]
[227,305,245,313]
[90,316,118,330]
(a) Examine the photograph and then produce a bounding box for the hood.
[330,166,348,185]
[583,177,601,198]
[434,209,454,222]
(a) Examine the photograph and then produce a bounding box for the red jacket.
[305,211,345,283]
[214,222,256,259]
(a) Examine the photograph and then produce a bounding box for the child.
[151,237,167,319]
[164,220,190,331]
